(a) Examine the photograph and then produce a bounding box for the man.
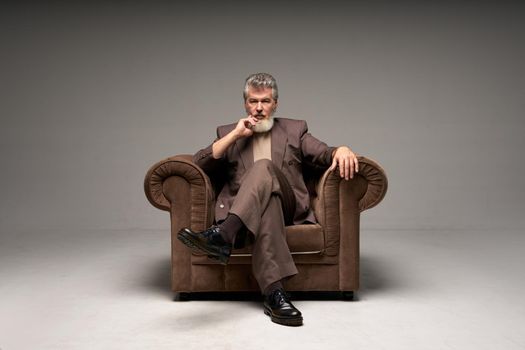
[178,73,358,326]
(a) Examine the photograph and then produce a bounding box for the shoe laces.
[271,289,290,306]
[205,226,227,245]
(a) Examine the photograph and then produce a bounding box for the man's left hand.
[328,146,359,180]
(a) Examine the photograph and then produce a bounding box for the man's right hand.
[212,116,257,159]
[234,116,258,138]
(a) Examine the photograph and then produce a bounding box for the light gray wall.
[1,1,524,233]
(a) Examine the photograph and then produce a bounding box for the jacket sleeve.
[193,127,225,174]
[300,121,336,167]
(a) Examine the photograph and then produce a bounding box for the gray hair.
[243,73,278,100]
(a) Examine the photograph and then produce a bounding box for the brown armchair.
[144,154,387,299]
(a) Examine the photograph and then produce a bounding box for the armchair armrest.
[354,156,388,212]
[144,154,215,230]
[312,155,388,256]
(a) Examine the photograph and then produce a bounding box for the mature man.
[178,73,358,326]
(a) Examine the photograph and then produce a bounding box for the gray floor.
[1,228,524,350]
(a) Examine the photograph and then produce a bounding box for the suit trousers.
[229,159,298,292]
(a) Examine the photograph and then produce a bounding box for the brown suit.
[193,117,335,291]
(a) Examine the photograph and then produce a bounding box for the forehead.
[246,86,273,99]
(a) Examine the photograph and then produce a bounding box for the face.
[244,86,278,121]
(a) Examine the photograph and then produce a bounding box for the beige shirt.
[252,132,272,161]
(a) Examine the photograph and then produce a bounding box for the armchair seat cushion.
[191,224,325,265]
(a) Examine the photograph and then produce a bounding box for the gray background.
[1,1,524,231]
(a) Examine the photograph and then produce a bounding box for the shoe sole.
[177,228,230,265]
[264,306,303,327]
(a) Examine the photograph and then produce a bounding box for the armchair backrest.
[302,161,331,200]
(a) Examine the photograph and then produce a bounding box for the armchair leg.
[341,291,354,301]
[174,292,191,301]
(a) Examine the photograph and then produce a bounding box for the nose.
[256,102,263,112]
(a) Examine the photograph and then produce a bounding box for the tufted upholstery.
[144,155,387,295]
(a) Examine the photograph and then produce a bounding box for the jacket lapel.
[271,118,287,170]
[235,118,287,170]
[236,135,254,170]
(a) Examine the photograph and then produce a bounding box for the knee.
[252,159,277,174]
[243,159,277,184]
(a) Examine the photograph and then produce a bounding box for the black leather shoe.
[177,226,232,265]
[264,289,303,326]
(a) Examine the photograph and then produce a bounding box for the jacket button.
[288,160,293,165]
[219,204,225,208]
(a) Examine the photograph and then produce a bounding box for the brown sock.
[264,280,284,296]
[218,214,245,244]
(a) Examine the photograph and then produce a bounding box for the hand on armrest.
[312,155,387,256]
[313,155,388,223]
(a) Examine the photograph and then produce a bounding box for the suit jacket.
[193,117,335,225]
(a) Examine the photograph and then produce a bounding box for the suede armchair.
[144,154,387,299]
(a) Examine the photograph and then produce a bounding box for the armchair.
[144,154,387,298]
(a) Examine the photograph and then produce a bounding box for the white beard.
[252,116,274,133]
